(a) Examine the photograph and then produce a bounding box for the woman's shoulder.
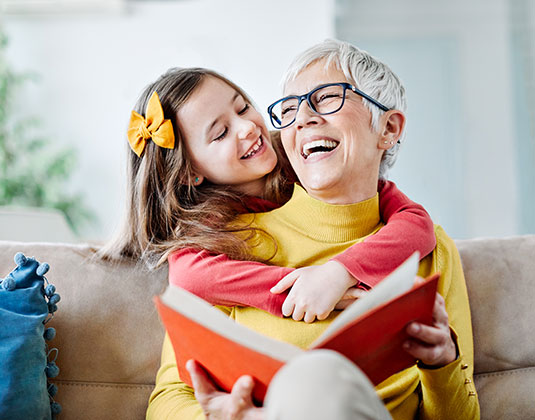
[432,225,460,259]
[417,225,461,279]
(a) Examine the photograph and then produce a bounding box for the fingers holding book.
[402,293,457,368]
[186,359,263,420]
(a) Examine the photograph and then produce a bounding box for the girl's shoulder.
[244,196,280,213]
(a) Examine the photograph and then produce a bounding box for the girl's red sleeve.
[332,180,436,288]
[168,248,292,317]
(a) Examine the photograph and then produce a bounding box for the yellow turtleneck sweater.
[147,185,480,420]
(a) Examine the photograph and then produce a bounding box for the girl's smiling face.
[177,76,278,197]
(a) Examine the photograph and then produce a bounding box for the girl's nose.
[237,118,258,140]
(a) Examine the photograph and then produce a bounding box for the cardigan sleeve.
[148,306,235,420]
[417,227,480,419]
[169,248,293,317]
[146,334,206,420]
[418,348,480,419]
[333,180,436,288]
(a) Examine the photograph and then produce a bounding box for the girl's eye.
[238,104,250,115]
[211,104,248,142]
[213,127,228,142]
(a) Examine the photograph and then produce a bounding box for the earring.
[195,177,199,183]
[390,141,394,145]
[384,141,388,144]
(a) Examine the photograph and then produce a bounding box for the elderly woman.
[148,40,479,420]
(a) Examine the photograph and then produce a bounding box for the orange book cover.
[155,253,438,403]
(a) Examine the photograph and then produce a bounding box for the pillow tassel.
[39,259,62,419]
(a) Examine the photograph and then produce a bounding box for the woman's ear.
[378,110,405,150]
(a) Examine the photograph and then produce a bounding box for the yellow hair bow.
[127,91,175,157]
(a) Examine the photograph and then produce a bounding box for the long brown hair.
[99,68,294,267]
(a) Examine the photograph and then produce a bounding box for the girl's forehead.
[177,77,241,137]
[196,76,238,99]
[181,78,237,113]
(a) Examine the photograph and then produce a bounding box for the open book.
[154,253,439,403]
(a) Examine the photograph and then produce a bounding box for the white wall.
[2,0,335,241]
[2,0,527,241]
[336,0,521,239]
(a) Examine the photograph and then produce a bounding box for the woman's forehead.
[284,61,347,95]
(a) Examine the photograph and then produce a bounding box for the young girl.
[103,66,436,323]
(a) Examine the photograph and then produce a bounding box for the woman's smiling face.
[177,76,278,196]
[280,60,387,204]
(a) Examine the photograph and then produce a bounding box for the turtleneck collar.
[272,184,382,243]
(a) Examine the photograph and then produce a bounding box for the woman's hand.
[186,360,264,420]
[403,292,457,367]
[270,260,359,323]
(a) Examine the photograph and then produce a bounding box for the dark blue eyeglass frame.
[267,82,391,130]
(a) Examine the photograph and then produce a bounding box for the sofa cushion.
[0,253,61,420]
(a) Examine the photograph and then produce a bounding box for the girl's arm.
[332,180,436,289]
[270,180,436,322]
[171,180,436,319]
[169,248,293,317]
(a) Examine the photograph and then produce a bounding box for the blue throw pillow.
[0,253,61,420]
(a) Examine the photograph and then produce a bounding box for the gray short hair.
[282,39,407,179]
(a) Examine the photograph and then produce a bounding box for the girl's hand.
[270,261,358,323]
[186,360,264,420]
[334,286,368,310]
[403,292,457,367]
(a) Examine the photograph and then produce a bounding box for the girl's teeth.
[242,138,263,159]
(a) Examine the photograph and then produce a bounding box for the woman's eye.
[281,105,297,116]
[317,93,340,103]
[238,104,250,115]
[213,127,228,142]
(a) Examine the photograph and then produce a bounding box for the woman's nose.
[294,101,322,130]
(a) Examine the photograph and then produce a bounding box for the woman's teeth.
[302,139,339,159]
[241,137,263,159]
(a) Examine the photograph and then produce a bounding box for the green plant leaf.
[0,25,96,236]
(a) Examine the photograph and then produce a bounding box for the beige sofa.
[1,235,534,419]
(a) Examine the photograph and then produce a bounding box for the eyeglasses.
[267,82,390,129]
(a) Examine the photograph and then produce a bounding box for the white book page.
[311,252,420,347]
[161,286,303,362]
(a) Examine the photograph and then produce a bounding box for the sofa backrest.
[1,236,534,419]
[456,235,535,420]
[0,241,168,420]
